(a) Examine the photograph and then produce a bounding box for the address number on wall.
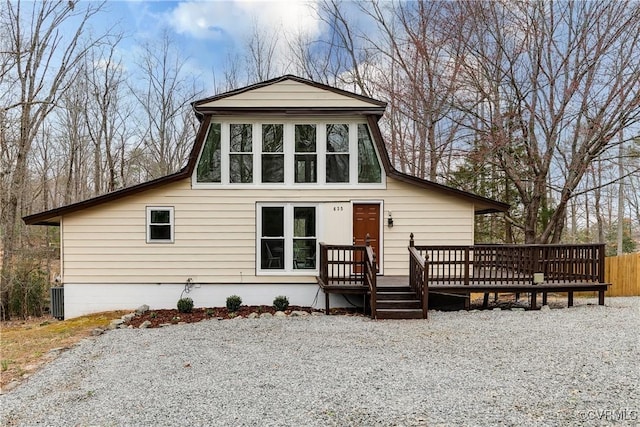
[333,206,344,211]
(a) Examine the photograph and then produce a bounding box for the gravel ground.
[2,297,639,427]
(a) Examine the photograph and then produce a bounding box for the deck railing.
[408,237,428,319]
[410,235,605,285]
[318,235,377,316]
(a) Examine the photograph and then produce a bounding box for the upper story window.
[229,124,253,183]
[194,120,383,187]
[262,124,284,183]
[326,124,349,183]
[196,123,221,183]
[358,124,382,183]
[295,124,317,183]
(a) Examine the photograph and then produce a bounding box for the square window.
[258,204,317,272]
[147,207,174,243]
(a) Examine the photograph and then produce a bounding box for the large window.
[195,121,382,186]
[258,204,317,272]
[146,207,174,243]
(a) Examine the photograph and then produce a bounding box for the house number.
[333,206,343,211]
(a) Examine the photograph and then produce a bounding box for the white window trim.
[146,206,175,244]
[192,118,386,189]
[256,202,320,275]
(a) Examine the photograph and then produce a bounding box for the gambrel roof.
[23,75,508,226]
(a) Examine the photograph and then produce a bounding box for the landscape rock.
[260,313,273,318]
[247,312,259,319]
[139,321,152,329]
[136,304,150,315]
[91,328,104,336]
[121,313,136,322]
[290,310,309,317]
[110,319,124,327]
[274,311,287,317]
[541,305,551,311]
[311,311,324,316]
[2,381,20,393]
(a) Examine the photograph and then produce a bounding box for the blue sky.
[98,0,325,93]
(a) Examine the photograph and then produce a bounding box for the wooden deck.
[318,235,611,319]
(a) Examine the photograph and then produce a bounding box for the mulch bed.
[126,306,363,328]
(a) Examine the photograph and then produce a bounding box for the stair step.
[376,286,412,293]
[376,292,418,300]
[376,309,424,319]
[376,300,422,309]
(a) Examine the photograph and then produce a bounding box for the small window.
[147,207,174,243]
[230,124,253,183]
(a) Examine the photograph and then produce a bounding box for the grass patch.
[0,311,128,390]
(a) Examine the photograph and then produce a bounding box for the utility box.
[50,287,64,320]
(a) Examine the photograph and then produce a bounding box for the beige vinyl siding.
[198,80,379,109]
[62,176,473,283]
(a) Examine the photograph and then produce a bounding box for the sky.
[100,0,325,93]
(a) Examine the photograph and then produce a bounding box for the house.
[24,75,509,319]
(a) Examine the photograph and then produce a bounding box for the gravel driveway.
[2,297,639,426]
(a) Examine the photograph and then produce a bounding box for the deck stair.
[374,285,423,319]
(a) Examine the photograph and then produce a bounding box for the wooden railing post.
[319,243,328,284]
[409,233,415,248]
[531,245,540,283]
[464,246,470,286]
[423,255,429,319]
[598,243,605,283]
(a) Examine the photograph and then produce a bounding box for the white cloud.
[167,0,322,42]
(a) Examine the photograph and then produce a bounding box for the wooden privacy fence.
[605,252,640,296]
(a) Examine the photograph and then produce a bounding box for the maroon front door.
[353,203,380,272]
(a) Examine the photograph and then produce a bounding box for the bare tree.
[245,20,280,83]
[0,0,109,320]
[359,0,467,181]
[455,0,640,243]
[131,30,202,178]
[83,36,130,193]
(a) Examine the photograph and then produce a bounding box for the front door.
[353,203,381,272]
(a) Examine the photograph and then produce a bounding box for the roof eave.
[194,106,387,116]
[192,75,388,110]
[22,169,189,225]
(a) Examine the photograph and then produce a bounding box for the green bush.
[9,261,48,318]
[273,295,289,311]
[177,297,194,313]
[226,295,242,312]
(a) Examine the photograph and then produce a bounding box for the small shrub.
[177,297,194,313]
[226,295,242,312]
[150,312,157,319]
[1,360,9,372]
[206,308,214,317]
[273,295,289,311]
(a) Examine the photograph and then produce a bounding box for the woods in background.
[1,0,639,319]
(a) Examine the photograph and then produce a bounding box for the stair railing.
[409,233,429,319]
[364,234,377,319]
